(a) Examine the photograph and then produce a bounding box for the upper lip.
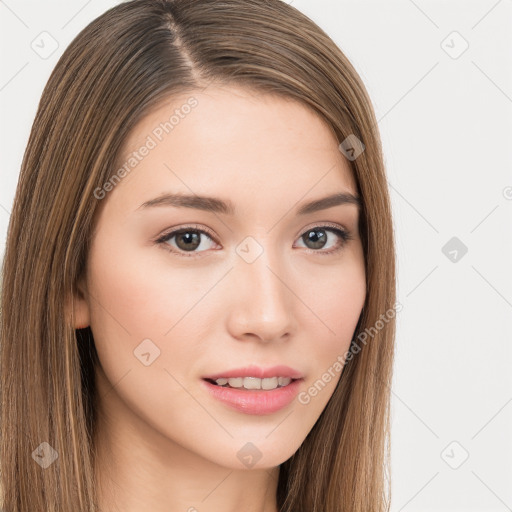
[203,365,303,380]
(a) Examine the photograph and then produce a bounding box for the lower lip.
[201,379,302,415]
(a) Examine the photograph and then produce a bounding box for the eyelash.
[154,223,353,258]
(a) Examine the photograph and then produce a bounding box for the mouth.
[203,376,301,391]
[201,376,303,415]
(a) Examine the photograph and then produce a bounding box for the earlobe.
[65,277,91,330]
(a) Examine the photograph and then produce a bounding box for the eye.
[294,224,353,255]
[155,223,353,258]
[155,224,219,257]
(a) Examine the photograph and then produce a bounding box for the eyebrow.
[137,191,361,215]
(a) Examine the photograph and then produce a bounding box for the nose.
[225,246,297,343]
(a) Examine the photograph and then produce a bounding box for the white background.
[1,1,511,510]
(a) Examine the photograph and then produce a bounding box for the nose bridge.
[239,237,288,307]
[229,234,295,340]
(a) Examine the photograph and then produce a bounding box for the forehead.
[110,84,358,213]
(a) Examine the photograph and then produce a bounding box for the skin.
[72,84,366,512]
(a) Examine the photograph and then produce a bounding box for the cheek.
[87,245,167,343]
[328,269,366,345]
[297,252,365,385]
[303,254,366,346]
[86,235,219,372]
[85,237,217,423]
[291,265,365,418]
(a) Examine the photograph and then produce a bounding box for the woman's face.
[75,84,366,469]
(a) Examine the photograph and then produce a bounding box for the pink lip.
[201,378,303,415]
[202,364,303,380]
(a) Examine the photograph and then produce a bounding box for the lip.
[202,364,303,380]
[201,377,303,415]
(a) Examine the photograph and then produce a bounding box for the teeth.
[262,377,278,390]
[278,377,291,386]
[227,377,243,388]
[213,376,294,390]
[243,377,261,389]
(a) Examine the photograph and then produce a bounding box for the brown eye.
[155,224,352,258]
[302,228,328,250]
[156,225,218,257]
[295,226,351,254]
[173,230,202,251]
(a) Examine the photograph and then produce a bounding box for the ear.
[65,276,91,330]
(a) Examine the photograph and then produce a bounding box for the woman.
[0,0,397,510]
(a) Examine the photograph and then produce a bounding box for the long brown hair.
[0,1,396,510]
